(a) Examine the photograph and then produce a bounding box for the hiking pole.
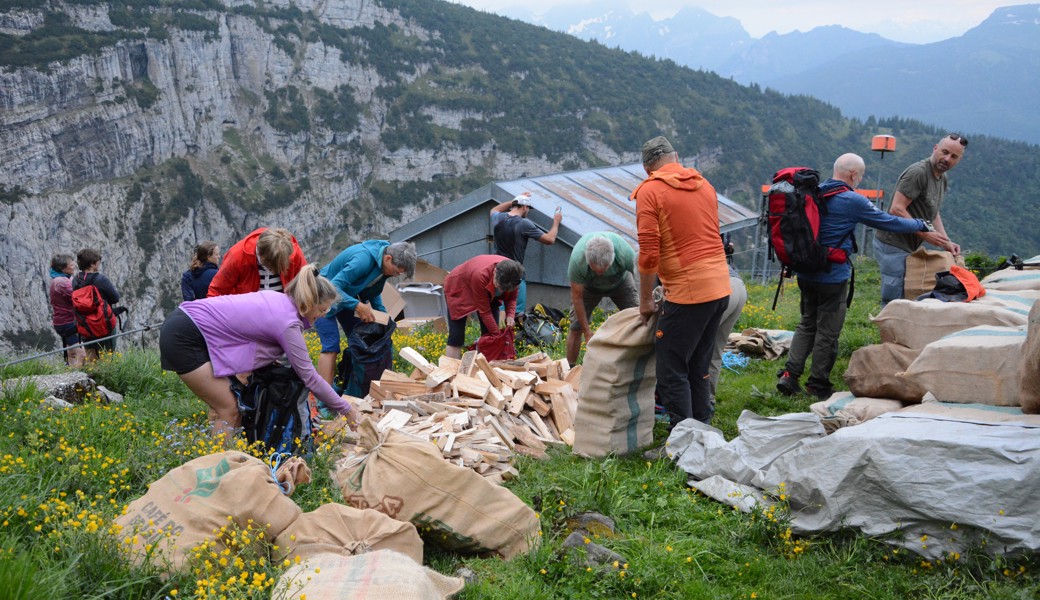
[0,322,165,369]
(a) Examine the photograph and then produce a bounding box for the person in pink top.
[159,264,358,442]
[442,255,524,359]
[48,253,86,367]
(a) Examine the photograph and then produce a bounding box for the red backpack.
[767,167,852,274]
[72,273,117,340]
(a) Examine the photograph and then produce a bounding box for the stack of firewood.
[343,348,582,483]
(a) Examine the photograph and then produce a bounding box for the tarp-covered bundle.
[667,410,1040,559]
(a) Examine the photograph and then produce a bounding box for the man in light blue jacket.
[315,240,417,385]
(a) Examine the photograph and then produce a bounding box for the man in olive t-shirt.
[874,133,967,306]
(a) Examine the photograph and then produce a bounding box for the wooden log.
[475,354,503,388]
[528,412,555,441]
[459,350,477,377]
[425,366,455,388]
[549,393,574,434]
[380,380,431,398]
[437,356,462,371]
[486,416,516,450]
[564,364,582,388]
[559,428,575,446]
[399,347,435,374]
[534,380,573,396]
[380,369,415,383]
[507,385,528,415]
[509,424,547,453]
[399,392,446,404]
[376,409,412,432]
[512,443,547,460]
[486,385,506,410]
[493,368,520,388]
[530,394,551,417]
[454,374,491,399]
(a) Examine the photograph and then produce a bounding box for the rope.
[0,321,165,369]
[268,452,293,495]
[721,351,749,373]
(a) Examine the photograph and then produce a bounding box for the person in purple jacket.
[159,264,358,442]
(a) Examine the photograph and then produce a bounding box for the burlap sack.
[810,391,905,428]
[572,308,658,458]
[843,343,926,402]
[115,451,301,574]
[872,299,1027,349]
[974,289,1040,318]
[1019,301,1040,413]
[273,550,464,600]
[332,420,540,559]
[980,268,1040,292]
[903,325,1026,406]
[273,503,423,563]
[904,247,962,300]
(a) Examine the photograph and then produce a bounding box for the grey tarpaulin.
[667,409,1040,558]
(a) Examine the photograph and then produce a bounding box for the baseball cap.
[511,192,532,207]
[641,136,675,165]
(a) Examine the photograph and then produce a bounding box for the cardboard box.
[395,316,448,335]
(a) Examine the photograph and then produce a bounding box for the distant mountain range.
[508,2,1040,145]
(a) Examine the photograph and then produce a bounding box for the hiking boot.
[776,371,802,396]
[805,385,834,400]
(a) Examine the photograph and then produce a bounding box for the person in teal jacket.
[314,240,417,384]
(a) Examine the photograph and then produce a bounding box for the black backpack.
[231,363,313,456]
[767,167,852,274]
[766,167,855,309]
[517,303,564,348]
[337,320,397,398]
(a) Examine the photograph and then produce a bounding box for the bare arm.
[570,283,591,338]
[538,211,563,245]
[489,200,513,217]
[890,191,951,249]
[932,213,960,256]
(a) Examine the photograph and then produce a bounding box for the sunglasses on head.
[947,133,968,147]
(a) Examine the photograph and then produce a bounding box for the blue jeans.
[874,239,909,308]
[314,312,360,353]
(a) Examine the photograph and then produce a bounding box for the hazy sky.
[452,0,1013,43]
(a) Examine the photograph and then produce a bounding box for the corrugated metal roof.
[391,162,759,248]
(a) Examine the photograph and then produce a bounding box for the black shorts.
[159,308,211,374]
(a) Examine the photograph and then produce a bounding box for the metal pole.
[1,322,164,369]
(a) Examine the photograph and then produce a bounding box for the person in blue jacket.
[180,241,221,301]
[776,153,933,399]
[314,240,417,385]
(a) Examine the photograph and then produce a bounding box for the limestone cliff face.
[0,0,594,356]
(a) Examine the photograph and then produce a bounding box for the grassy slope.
[0,259,1037,599]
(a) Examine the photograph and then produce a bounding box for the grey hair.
[584,236,615,270]
[494,259,525,292]
[51,253,74,272]
[386,241,417,279]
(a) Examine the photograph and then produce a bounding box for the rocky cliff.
[0,0,599,356]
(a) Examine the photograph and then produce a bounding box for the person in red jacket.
[443,255,524,359]
[207,228,307,297]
